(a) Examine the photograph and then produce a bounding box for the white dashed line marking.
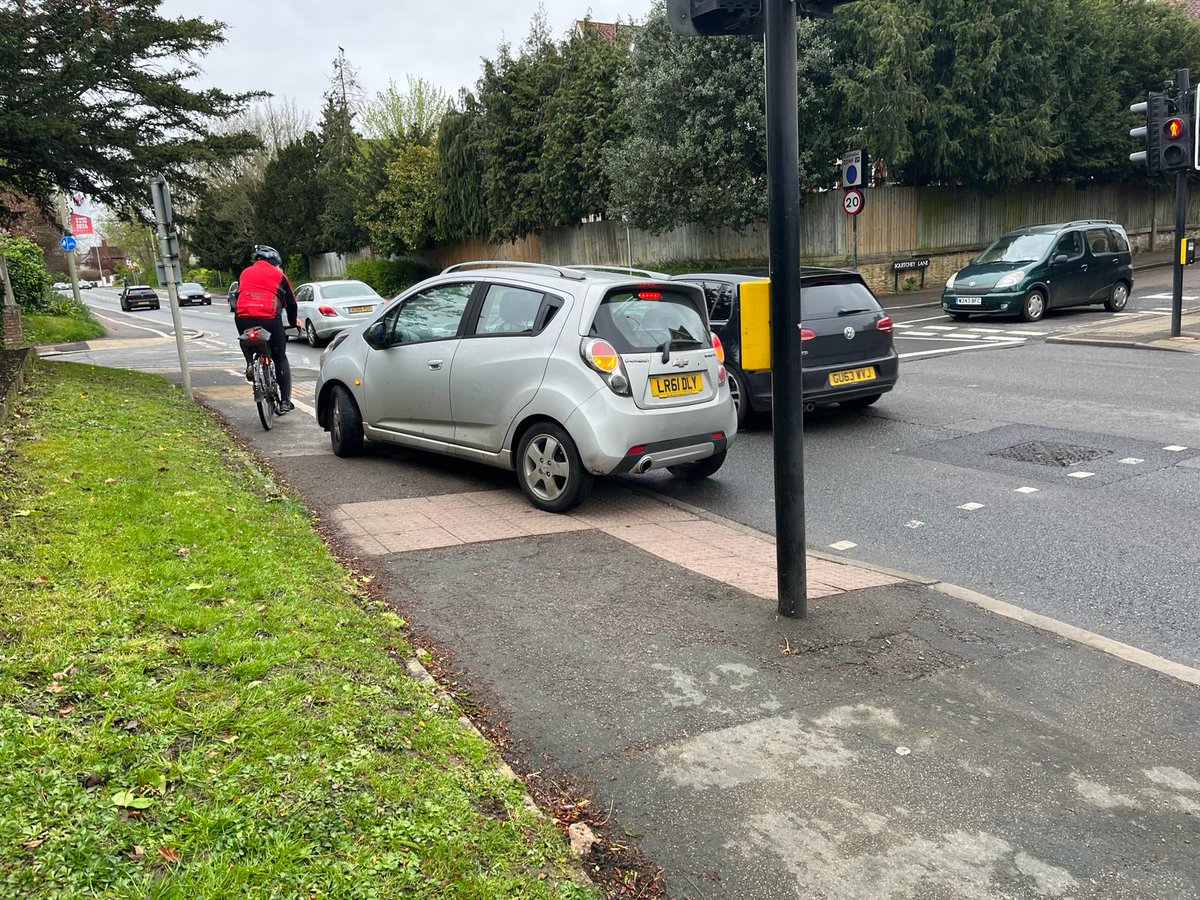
[904,520,925,529]
[925,325,956,331]
[1164,445,1188,452]
[1015,486,1040,493]
[1067,471,1095,479]
[958,502,985,511]
[828,540,858,551]
[1119,457,1144,465]
[903,331,938,337]
[1002,330,1048,337]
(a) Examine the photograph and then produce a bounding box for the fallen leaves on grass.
[111,791,154,810]
[157,846,180,863]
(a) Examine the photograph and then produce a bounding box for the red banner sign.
[69,213,93,235]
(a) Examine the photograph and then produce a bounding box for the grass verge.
[21,294,107,346]
[0,361,592,899]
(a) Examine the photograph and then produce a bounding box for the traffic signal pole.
[765,0,808,618]
[1172,68,1189,338]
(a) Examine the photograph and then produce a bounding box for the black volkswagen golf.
[673,269,899,426]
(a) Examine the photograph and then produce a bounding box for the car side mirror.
[1052,254,1068,265]
[364,321,389,349]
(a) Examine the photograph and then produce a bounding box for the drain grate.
[990,440,1110,467]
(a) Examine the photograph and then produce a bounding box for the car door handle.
[427,359,444,370]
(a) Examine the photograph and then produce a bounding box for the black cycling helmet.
[252,245,282,267]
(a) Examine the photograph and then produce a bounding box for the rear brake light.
[636,290,662,300]
[711,332,725,363]
[580,338,631,396]
[876,316,893,332]
[712,432,725,440]
[318,306,337,317]
[800,328,816,341]
[717,364,727,386]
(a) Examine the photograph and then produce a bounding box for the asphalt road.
[63,270,1200,669]
[644,264,1200,668]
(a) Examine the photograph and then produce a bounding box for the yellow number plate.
[348,305,374,314]
[650,373,703,398]
[829,366,877,386]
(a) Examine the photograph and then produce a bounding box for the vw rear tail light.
[800,328,816,341]
[876,316,893,333]
[580,338,631,396]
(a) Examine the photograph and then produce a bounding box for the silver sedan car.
[294,279,385,347]
[315,262,738,512]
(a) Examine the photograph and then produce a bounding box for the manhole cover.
[990,440,1110,467]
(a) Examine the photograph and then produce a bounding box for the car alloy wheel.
[1021,289,1046,322]
[516,423,593,513]
[524,434,570,503]
[1105,282,1129,312]
[306,320,323,347]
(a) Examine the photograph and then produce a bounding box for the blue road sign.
[59,235,77,252]
[845,164,859,186]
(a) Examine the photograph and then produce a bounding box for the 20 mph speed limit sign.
[842,188,864,216]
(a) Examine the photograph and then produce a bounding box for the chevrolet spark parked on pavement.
[292,279,385,347]
[315,262,737,512]
[672,269,898,427]
[943,220,1133,322]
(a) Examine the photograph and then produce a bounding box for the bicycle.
[238,326,281,430]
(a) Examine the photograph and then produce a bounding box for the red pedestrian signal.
[1165,117,1185,139]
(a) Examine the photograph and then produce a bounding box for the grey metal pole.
[150,175,192,398]
[627,223,634,274]
[852,213,859,271]
[56,195,83,307]
[1172,68,1190,339]
[765,0,807,618]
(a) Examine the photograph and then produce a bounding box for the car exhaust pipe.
[804,402,816,414]
[635,456,654,474]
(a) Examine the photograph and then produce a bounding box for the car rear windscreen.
[321,282,375,299]
[591,287,709,354]
[801,279,883,320]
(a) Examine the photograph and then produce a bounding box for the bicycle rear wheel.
[254,357,276,431]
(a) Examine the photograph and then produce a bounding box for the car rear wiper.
[837,308,872,316]
[656,337,701,362]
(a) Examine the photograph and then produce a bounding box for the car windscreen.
[320,282,376,299]
[800,279,883,320]
[976,233,1055,264]
[590,287,709,354]
[179,283,203,292]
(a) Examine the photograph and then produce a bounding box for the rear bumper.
[745,349,900,408]
[309,312,376,339]
[564,387,738,475]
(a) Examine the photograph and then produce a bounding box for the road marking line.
[926,325,956,331]
[1067,471,1094,479]
[1164,445,1188,452]
[828,540,857,551]
[904,520,925,529]
[1015,486,1040,493]
[899,341,1024,359]
[901,330,938,337]
[1119,457,1144,465]
[1002,330,1048,336]
[958,502,985,511]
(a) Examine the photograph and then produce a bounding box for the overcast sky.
[160,0,651,121]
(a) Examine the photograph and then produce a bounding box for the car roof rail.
[440,260,586,280]
[562,264,671,279]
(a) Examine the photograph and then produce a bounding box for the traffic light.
[1130,91,1168,176]
[665,0,855,34]
[1161,102,1191,172]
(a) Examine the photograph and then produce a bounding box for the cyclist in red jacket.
[235,245,299,414]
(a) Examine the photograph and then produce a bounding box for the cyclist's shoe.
[245,364,254,382]
[278,400,296,415]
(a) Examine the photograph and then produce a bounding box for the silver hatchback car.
[315,262,738,512]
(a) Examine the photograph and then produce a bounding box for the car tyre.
[1020,289,1046,322]
[120,300,129,312]
[204,298,212,306]
[840,393,882,410]
[728,366,751,428]
[1105,281,1129,312]
[330,385,364,457]
[669,449,727,481]
[516,423,593,513]
[152,303,160,310]
[946,311,970,321]
[305,320,325,348]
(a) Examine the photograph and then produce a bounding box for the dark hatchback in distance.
[673,269,898,426]
[943,219,1133,322]
[119,284,160,311]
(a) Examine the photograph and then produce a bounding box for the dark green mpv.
[942,220,1133,322]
